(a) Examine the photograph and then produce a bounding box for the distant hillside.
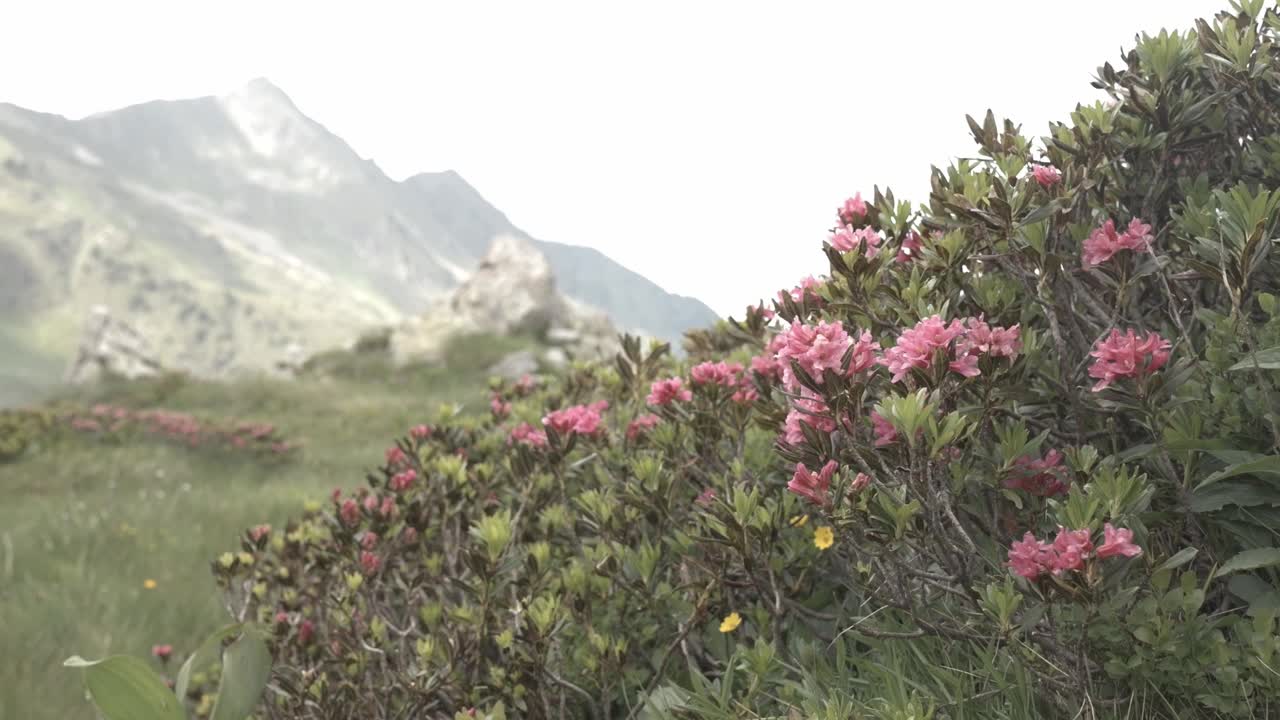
[0,78,718,396]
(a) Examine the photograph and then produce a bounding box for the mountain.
[0,79,717,400]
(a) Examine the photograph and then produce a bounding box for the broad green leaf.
[1194,455,1280,491]
[64,655,185,720]
[209,628,271,720]
[1228,346,1280,371]
[1219,548,1280,575]
[175,623,244,700]
[1155,547,1199,572]
[1189,480,1280,512]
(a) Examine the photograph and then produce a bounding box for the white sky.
[1,0,1224,317]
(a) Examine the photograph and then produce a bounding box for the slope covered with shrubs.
[213,4,1280,718]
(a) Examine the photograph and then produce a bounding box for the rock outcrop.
[65,305,164,384]
[390,235,621,367]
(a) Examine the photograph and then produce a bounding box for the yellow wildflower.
[719,612,742,633]
[143,578,158,590]
[814,526,834,550]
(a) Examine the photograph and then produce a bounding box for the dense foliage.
[207,4,1280,718]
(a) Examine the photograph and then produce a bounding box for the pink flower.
[747,304,776,321]
[1005,450,1070,497]
[695,487,717,506]
[1088,328,1172,391]
[851,472,872,493]
[1031,164,1062,188]
[1050,527,1094,575]
[402,527,419,544]
[896,231,923,263]
[690,360,744,387]
[839,193,868,225]
[360,551,382,576]
[362,495,379,513]
[274,611,290,626]
[647,377,692,406]
[390,469,417,492]
[626,413,661,441]
[778,276,823,307]
[1082,218,1154,268]
[731,384,759,405]
[249,524,272,543]
[542,403,605,437]
[871,411,898,447]
[385,446,408,469]
[783,392,836,445]
[1097,523,1143,559]
[339,499,361,527]
[881,315,966,383]
[949,316,1021,378]
[379,496,397,519]
[490,395,511,418]
[515,374,539,395]
[750,353,780,379]
[777,320,853,389]
[1007,532,1055,580]
[510,422,548,448]
[789,460,838,506]
[298,620,315,645]
[409,424,432,440]
[151,644,173,661]
[360,531,379,550]
[830,226,882,258]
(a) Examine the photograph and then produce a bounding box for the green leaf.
[63,655,185,720]
[1194,455,1280,491]
[209,628,271,720]
[1228,347,1280,371]
[1219,548,1280,575]
[175,623,245,700]
[1189,479,1280,512]
[1155,547,1199,572]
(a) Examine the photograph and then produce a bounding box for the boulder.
[66,305,164,384]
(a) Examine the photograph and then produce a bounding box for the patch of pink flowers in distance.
[1088,328,1172,391]
[1081,218,1154,268]
[1030,164,1062,188]
[1004,449,1070,496]
[789,460,838,505]
[838,193,868,225]
[1007,524,1141,580]
[490,395,512,419]
[65,405,297,456]
[648,377,692,406]
[542,401,608,438]
[626,413,661,441]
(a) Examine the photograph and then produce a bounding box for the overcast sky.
[2,0,1224,317]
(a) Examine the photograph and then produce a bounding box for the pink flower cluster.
[1030,164,1062,188]
[775,320,878,390]
[490,395,512,419]
[1005,449,1070,497]
[509,422,548,448]
[390,468,417,492]
[690,360,744,387]
[789,460,838,505]
[648,377,692,406]
[543,401,608,438]
[871,411,898,447]
[778,276,823,307]
[65,405,297,456]
[1007,524,1142,580]
[409,424,432,441]
[838,193,868,225]
[896,231,923,263]
[626,413,661,441]
[783,391,837,445]
[830,225,883,258]
[881,315,1020,383]
[1088,328,1171,391]
[1081,218,1154,268]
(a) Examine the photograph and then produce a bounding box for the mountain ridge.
[0,79,717,401]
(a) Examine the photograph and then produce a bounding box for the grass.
[0,336,527,720]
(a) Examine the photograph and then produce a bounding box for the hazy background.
[3,0,1222,315]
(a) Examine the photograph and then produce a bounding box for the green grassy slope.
[0,336,527,720]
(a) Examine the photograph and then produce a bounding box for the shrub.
[0,408,51,462]
[217,4,1280,718]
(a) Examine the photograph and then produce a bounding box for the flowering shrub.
[213,5,1280,718]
